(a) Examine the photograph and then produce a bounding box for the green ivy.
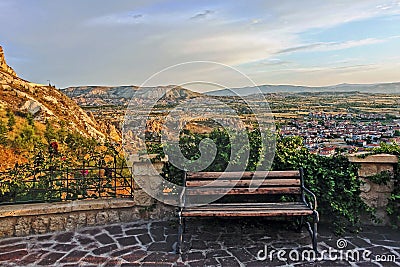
[371,143,400,228]
[365,170,392,185]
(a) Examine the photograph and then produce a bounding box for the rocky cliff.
[0,46,110,141]
[0,47,17,77]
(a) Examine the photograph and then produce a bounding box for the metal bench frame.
[176,168,319,254]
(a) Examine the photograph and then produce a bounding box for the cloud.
[332,64,379,71]
[190,10,214,20]
[86,12,144,26]
[260,59,292,66]
[276,38,385,54]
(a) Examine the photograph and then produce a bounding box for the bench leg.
[312,211,319,253]
[177,213,183,254]
[312,219,318,252]
[296,216,304,232]
[305,211,319,253]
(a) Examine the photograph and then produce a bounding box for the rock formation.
[0,46,17,77]
[0,45,109,141]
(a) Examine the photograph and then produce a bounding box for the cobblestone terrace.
[0,219,399,266]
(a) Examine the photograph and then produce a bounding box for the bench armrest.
[302,186,317,210]
[179,187,186,208]
[179,171,187,208]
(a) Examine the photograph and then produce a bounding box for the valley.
[63,85,400,157]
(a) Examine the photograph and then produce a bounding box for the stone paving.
[0,218,399,266]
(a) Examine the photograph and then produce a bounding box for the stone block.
[153,162,165,173]
[348,154,398,164]
[0,217,16,237]
[374,180,395,193]
[86,212,96,226]
[49,215,66,232]
[358,163,378,177]
[377,164,394,173]
[76,213,87,227]
[149,178,163,192]
[133,162,160,176]
[14,217,31,236]
[118,209,132,222]
[31,217,49,234]
[107,210,119,224]
[377,194,390,207]
[360,192,378,208]
[65,214,77,231]
[134,175,162,192]
[373,209,390,225]
[133,176,145,190]
[96,212,109,225]
[135,189,154,206]
[119,208,140,222]
[359,178,371,193]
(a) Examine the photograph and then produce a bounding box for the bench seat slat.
[182,203,313,217]
[183,202,307,210]
[186,179,300,187]
[181,211,313,217]
[186,171,300,180]
[201,202,305,207]
[185,187,301,195]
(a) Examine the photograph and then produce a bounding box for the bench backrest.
[184,170,303,196]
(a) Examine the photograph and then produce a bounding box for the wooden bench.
[177,168,319,253]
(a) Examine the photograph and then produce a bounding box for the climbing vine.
[370,143,400,228]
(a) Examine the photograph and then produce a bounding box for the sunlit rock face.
[0,45,109,141]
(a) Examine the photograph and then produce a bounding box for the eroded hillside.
[0,46,114,140]
[0,46,121,170]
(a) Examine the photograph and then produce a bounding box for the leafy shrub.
[273,136,368,233]
[0,121,124,203]
[12,124,40,151]
[0,120,7,145]
[6,110,15,131]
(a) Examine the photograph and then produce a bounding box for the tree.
[26,113,34,126]
[44,120,56,144]
[13,124,39,150]
[6,110,15,131]
[0,120,7,145]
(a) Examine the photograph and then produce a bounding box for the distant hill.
[206,82,400,96]
[63,82,400,107]
[61,85,202,107]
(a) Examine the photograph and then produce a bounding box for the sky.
[1,0,400,91]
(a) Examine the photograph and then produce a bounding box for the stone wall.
[0,198,175,238]
[348,153,398,225]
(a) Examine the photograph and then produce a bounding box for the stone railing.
[131,154,166,207]
[348,153,398,225]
